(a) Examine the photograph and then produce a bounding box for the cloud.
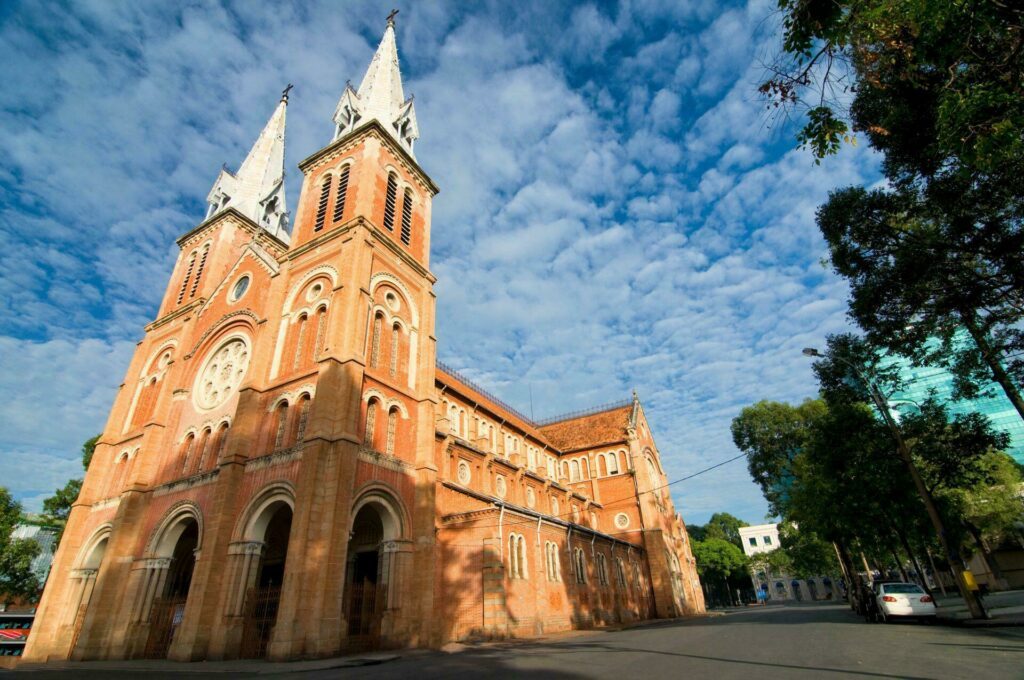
[0,0,881,526]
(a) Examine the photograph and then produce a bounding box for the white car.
[874,582,936,622]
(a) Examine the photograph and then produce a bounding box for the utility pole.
[803,348,987,619]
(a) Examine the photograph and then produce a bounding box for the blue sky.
[0,0,879,525]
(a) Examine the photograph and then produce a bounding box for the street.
[15,603,1024,679]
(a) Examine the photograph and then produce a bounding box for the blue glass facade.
[879,342,1024,465]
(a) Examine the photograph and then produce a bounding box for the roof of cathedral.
[436,361,636,455]
[538,404,634,452]
[332,16,419,157]
[205,94,290,242]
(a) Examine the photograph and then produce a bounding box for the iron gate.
[240,586,281,658]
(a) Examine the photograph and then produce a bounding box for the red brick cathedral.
[26,17,703,663]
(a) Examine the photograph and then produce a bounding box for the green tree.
[731,399,827,515]
[703,512,749,549]
[41,434,99,546]
[778,522,838,579]
[761,1,1024,420]
[692,538,750,606]
[0,488,41,603]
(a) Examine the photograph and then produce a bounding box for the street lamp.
[802,346,987,619]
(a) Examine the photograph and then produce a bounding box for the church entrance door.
[143,519,198,658]
[240,502,292,658]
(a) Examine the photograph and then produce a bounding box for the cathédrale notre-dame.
[25,15,704,663]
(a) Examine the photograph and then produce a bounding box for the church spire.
[206,90,290,242]
[332,11,420,156]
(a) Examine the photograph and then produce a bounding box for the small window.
[333,165,350,223]
[763,535,772,545]
[314,176,332,232]
[383,173,397,231]
[749,537,757,547]
[230,275,251,302]
[400,189,413,245]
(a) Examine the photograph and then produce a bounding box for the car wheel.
[880,611,889,624]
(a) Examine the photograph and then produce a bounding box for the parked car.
[871,582,936,623]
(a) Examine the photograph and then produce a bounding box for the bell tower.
[289,13,436,266]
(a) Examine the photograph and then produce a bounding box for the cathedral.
[24,16,704,663]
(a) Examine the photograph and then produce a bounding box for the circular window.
[384,291,400,312]
[194,337,251,410]
[614,513,630,530]
[306,282,324,302]
[495,476,507,498]
[525,487,536,508]
[457,460,471,485]
[230,276,251,302]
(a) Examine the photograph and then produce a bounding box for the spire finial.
[281,83,293,103]
[386,8,399,26]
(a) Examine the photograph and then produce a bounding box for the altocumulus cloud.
[0,0,878,523]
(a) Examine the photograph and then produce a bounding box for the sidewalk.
[13,651,407,675]
[935,588,1024,627]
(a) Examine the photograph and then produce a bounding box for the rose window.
[195,338,250,409]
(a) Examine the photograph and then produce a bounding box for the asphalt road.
[14,603,1024,679]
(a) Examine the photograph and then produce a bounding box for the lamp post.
[802,347,987,619]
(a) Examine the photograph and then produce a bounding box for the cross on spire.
[281,83,293,103]
[386,8,399,26]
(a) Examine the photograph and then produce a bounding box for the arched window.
[616,558,627,587]
[370,313,383,368]
[570,460,581,482]
[580,457,590,480]
[189,244,210,298]
[132,376,159,430]
[364,399,379,447]
[526,446,536,470]
[177,251,197,304]
[447,403,458,435]
[596,553,609,586]
[400,188,413,245]
[508,533,527,580]
[386,407,398,455]
[607,452,620,475]
[573,548,587,584]
[633,561,642,591]
[383,173,397,231]
[291,394,312,447]
[313,306,328,358]
[272,401,289,451]
[207,422,229,469]
[389,323,400,377]
[292,313,308,371]
[314,175,332,232]
[192,427,211,475]
[179,433,195,475]
[332,165,350,223]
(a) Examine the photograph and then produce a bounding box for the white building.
[739,523,840,603]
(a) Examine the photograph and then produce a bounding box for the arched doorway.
[67,528,110,655]
[343,494,404,650]
[144,518,199,658]
[240,501,293,658]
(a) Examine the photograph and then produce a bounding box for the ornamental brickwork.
[24,19,703,664]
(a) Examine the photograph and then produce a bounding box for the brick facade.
[23,25,703,665]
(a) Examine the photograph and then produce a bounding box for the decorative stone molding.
[359,448,415,475]
[153,469,219,497]
[244,446,304,471]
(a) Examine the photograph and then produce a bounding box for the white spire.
[206,89,290,242]
[332,13,419,157]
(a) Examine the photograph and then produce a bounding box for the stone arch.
[237,482,297,543]
[142,340,178,375]
[350,485,408,541]
[76,524,113,570]
[146,501,203,558]
[282,265,339,316]
[369,271,419,328]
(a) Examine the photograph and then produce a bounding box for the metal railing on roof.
[534,399,633,427]
[436,360,536,425]
[436,360,633,430]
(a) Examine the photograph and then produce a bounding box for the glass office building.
[879,339,1024,466]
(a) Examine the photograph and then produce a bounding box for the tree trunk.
[895,529,932,597]
[965,521,1005,583]
[963,313,1024,422]
[890,547,910,582]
